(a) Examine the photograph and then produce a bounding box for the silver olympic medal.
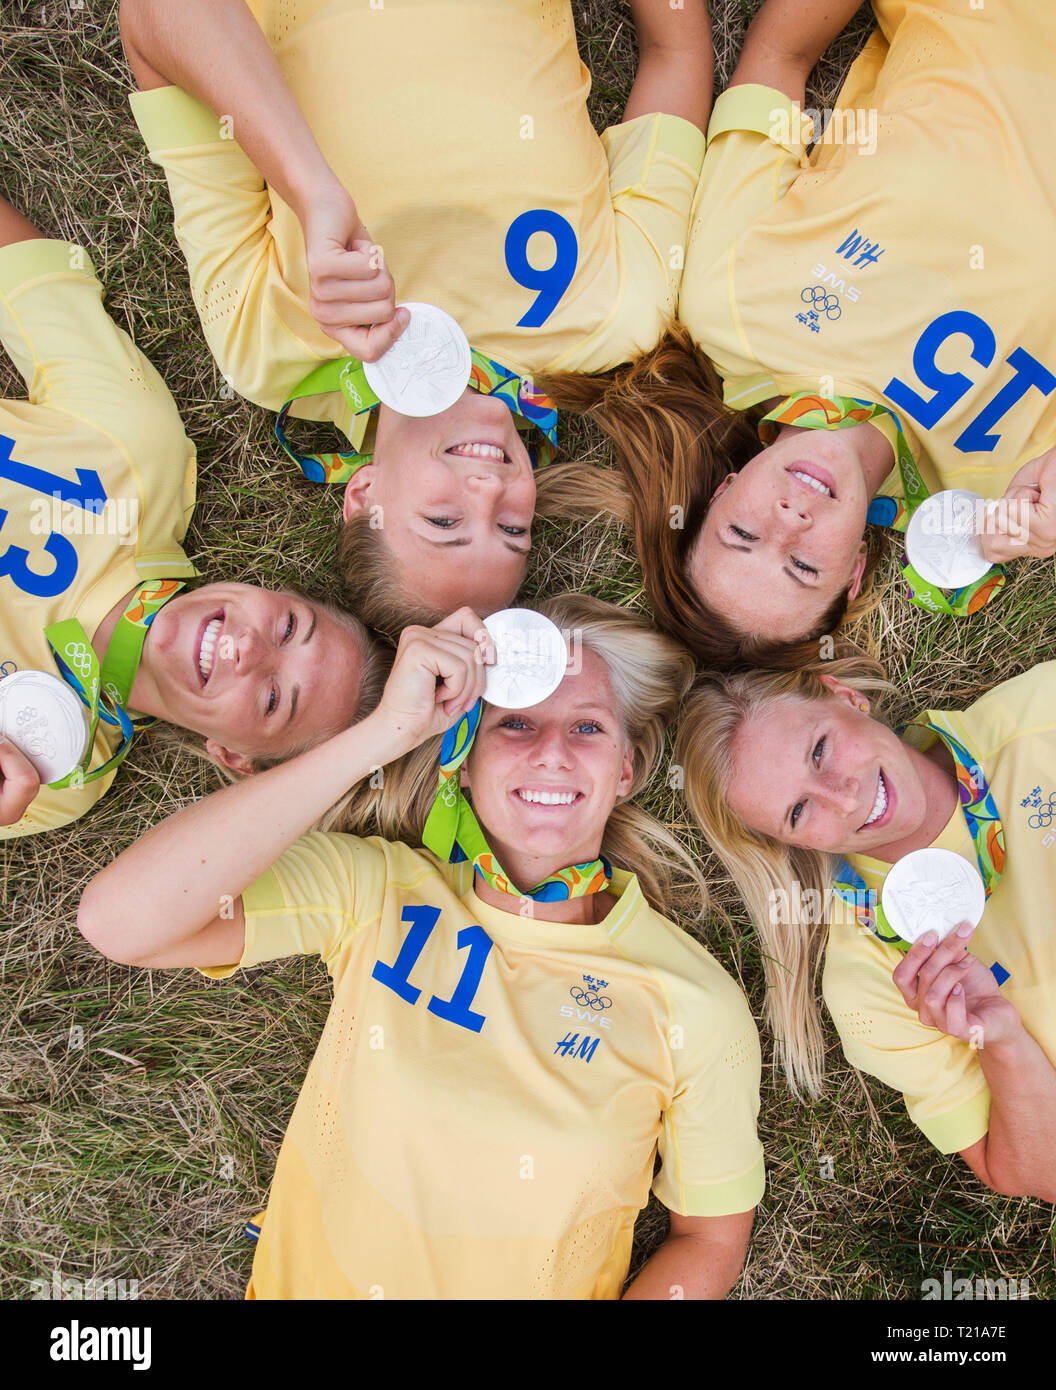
[880,847,986,947]
[482,609,568,710]
[905,489,991,589]
[362,301,471,417]
[0,669,90,783]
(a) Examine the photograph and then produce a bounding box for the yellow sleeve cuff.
[602,110,707,175]
[911,1087,992,1155]
[654,1152,766,1218]
[129,84,230,151]
[194,866,281,980]
[0,238,98,296]
[708,83,807,156]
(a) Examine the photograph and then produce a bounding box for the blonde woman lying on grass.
[78,597,764,1300]
[677,656,1056,1204]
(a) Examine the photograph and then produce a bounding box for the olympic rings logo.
[1028,794,1056,830]
[438,780,458,809]
[801,285,842,320]
[64,641,94,679]
[569,986,612,1009]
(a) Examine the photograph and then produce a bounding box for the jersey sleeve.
[129,85,332,413]
[823,917,992,1154]
[568,112,705,369]
[651,957,766,1217]
[0,238,192,462]
[686,83,809,279]
[199,831,389,980]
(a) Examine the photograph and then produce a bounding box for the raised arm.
[78,612,493,969]
[623,0,714,132]
[119,0,406,359]
[729,0,869,104]
[893,926,1056,1204]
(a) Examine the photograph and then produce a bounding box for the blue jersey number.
[0,431,111,598]
[504,210,578,328]
[371,905,495,1034]
[0,506,79,597]
[883,312,1056,454]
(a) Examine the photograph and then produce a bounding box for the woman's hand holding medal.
[301,180,409,362]
[373,608,496,755]
[0,735,40,827]
[892,922,1021,1049]
[980,447,1056,563]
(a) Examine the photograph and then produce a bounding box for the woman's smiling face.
[690,427,873,641]
[725,680,930,855]
[462,646,635,880]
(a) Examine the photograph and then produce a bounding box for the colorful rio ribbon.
[421,698,612,903]
[832,712,1006,968]
[43,578,185,789]
[275,349,558,485]
[761,392,1005,617]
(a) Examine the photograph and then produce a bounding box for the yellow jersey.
[680,0,1056,499]
[129,0,705,444]
[825,664,1056,1153]
[204,832,766,1299]
[0,240,196,839]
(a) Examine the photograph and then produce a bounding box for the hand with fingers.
[374,608,496,753]
[891,921,1021,1049]
[0,735,41,826]
[981,447,1056,563]
[301,181,408,361]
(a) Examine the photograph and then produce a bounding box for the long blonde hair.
[325,593,708,919]
[676,653,894,1095]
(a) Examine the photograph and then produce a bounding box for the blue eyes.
[728,525,819,575]
[499,718,602,734]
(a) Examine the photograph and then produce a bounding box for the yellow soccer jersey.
[0,240,196,839]
[824,663,1056,1154]
[205,833,765,1300]
[129,0,705,443]
[680,0,1056,501]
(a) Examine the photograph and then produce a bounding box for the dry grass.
[1,1,1053,1302]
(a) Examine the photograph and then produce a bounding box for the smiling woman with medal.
[116,0,715,635]
[0,192,389,837]
[676,655,1056,1204]
[78,598,765,1300]
[551,0,1056,670]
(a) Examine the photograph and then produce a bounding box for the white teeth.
[790,470,832,496]
[198,617,222,680]
[863,772,888,827]
[449,441,506,461]
[517,789,577,806]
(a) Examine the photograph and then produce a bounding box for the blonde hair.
[149,588,392,779]
[336,461,631,641]
[324,593,708,919]
[675,652,894,1096]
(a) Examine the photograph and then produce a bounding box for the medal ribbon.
[761,393,1005,617]
[276,350,558,484]
[421,699,612,902]
[43,579,185,789]
[831,714,1006,956]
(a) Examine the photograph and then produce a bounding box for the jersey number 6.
[504,210,578,328]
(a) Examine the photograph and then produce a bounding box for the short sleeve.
[130,84,334,413]
[199,831,388,980]
[652,964,766,1217]
[685,84,809,272]
[580,112,705,363]
[0,239,190,454]
[823,919,992,1154]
